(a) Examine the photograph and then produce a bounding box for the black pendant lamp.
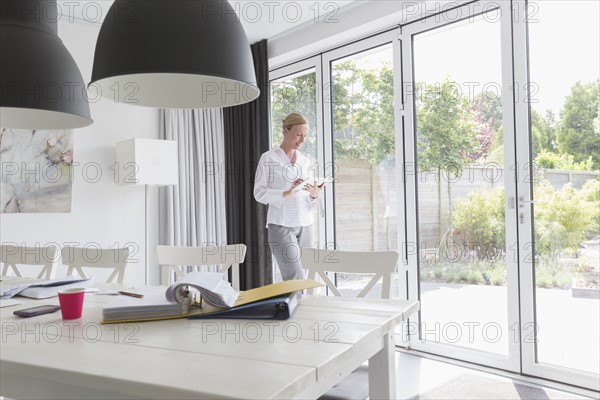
[0,0,93,129]
[90,0,260,109]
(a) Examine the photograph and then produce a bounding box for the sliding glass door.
[269,32,404,297]
[269,0,599,389]
[402,0,599,388]
[402,1,520,371]
[516,0,600,390]
[269,57,325,280]
[322,33,403,298]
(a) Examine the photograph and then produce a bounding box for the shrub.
[535,150,594,171]
[534,181,599,254]
[489,268,506,286]
[453,187,505,258]
[534,255,576,289]
[579,178,600,236]
[452,179,598,257]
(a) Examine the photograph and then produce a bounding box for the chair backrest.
[0,244,58,279]
[155,244,247,290]
[61,246,130,284]
[300,249,400,299]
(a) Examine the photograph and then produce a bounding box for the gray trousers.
[267,224,311,281]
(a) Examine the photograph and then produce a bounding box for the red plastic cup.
[57,288,85,320]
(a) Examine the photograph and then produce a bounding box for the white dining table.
[0,280,419,399]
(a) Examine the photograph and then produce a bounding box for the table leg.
[368,331,396,399]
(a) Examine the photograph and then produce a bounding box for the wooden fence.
[333,160,599,252]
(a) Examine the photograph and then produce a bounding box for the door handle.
[518,198,541,208]
[515,197,542,223]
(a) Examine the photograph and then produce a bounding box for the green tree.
[331,61,395,164]
[468,91,502,160]
[531,109,558,157]
[270,73,318,157]
[330,61,363,160]
[556,81,600,169]
[416,78,479,233]
[270,61,395,164]
[417,79,479,171]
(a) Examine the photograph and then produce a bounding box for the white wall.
[268,0,476,68]
[267,0,413,67]
[0,19,160,285]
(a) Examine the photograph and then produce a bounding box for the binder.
[102,279,322,323]
[188,291,301,320]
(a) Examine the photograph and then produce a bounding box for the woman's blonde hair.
[282,113,308,130]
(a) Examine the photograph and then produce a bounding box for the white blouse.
[254,147,317,228]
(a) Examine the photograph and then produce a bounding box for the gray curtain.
[223,39,271,290]
[159,108,227,273]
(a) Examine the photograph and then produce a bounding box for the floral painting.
[0,129,73,213]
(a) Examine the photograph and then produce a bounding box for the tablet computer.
[304,177,334,187]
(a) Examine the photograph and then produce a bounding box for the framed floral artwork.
[0,129,73,213]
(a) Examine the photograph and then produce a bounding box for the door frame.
[320,29,403,253]
[401,0,522,373]
[513,0,600,391]
[269,56,327,248]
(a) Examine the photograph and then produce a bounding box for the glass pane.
[413,13,508,354]
[269,69,320,281]
[529,1,600,375]
[270,70,318,161]
[330,44,399,298]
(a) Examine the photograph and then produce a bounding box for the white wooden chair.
[301,248,399,299]
[155,244,247,290]
[300,248,400,400]
[0,244,58,279]
[61,246,130,284]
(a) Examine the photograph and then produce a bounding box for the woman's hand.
[303,183,324,200]
[283,179,305,198]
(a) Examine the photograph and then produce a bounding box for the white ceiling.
[57,0,360,43]
[231,0,360,42]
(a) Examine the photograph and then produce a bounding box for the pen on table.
[86,288,118,295]
[118,290,144,298]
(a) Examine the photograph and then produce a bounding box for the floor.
[394,351,597,400]
[338,278,600,375]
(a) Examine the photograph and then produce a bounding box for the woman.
[254,113,324,280]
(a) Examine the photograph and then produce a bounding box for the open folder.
[188,292,301,321]
[102,279,322,323]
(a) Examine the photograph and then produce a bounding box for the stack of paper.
[0,299,24,308]
[165,272,238,308]
[0,283,32,299]
[0,276,95,299]
[103,287,186,321]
